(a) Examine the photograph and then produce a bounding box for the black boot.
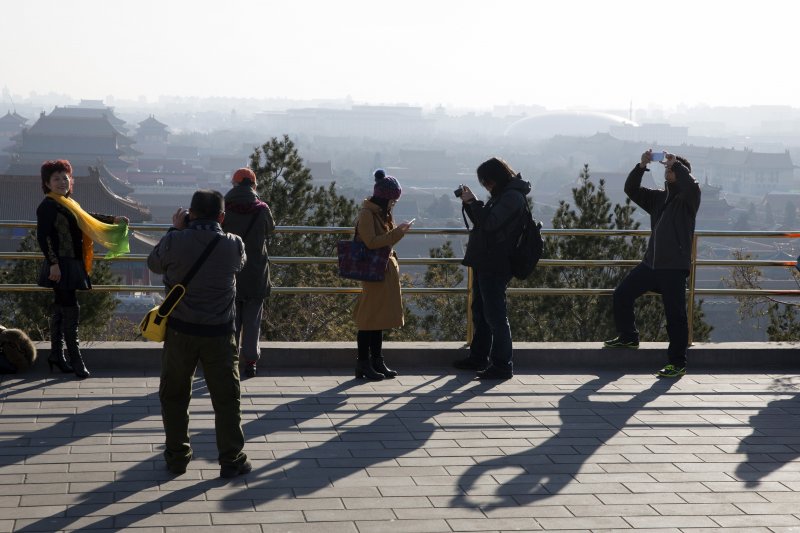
[47,305,72,374]
[62,306,90,379]
[355,358,384,381]
[371,356,397,378]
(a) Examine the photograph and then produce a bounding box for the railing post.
[687,233,699,345]
[466,267,474,345]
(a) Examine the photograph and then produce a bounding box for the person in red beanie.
[222,167,275,378]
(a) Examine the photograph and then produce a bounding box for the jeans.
[613,262,689,366]
[470,271,513,371]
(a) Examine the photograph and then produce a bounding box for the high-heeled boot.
[371,356,397,378]
[355,358,384,381]
[47,305,72,374]
[62,305,90,379]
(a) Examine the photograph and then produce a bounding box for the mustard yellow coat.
[352,200,406,331]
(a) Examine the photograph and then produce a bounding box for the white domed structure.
[505,111,637,139]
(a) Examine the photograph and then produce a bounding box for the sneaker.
[657,364,686,378]
[453,356,489,371]
[603,336,639,349]
[220,460,252,479]
[244,361,257,378]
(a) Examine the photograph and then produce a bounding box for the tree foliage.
[411,241,467,341]
[248,135,360,341]
[723,249,800,341]
[0,231,120,341]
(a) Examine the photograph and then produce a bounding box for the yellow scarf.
[47,192,130,274]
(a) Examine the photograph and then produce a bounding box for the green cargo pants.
[159,328,247,469]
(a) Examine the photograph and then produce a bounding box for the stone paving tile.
[4,371,800,532]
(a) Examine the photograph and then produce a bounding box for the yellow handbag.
[139,234,222,342]
[138,285,186,342]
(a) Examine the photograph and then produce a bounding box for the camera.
[453,185,465,198]
[651,150,666,162]
[183,213,190,226]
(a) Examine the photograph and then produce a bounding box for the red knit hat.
[232,167,256,185]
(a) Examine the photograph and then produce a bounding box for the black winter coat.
[461,178,532,275]
[624,162,701,271]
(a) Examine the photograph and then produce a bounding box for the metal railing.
[2,221,799,343]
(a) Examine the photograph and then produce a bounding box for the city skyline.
[2,0,799,111]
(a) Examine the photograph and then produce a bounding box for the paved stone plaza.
[2,369,800,532]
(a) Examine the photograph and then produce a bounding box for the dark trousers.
[235,298,264,362]
[159,329,247,468]
[613,263,689,366]
[470,271,513,371]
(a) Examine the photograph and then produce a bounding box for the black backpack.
[510,203,544,279]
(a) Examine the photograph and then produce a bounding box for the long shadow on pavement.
[11,374,500,531]
[735,375,800,488]
[451,373,678,508]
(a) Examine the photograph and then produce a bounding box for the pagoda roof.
[51,105,127,128]
[7,133,126,156]
[0,111,28,126]
[26,112,127,138]
[96,163,134,196]
[138,115,169,130]
[0,168,150,222]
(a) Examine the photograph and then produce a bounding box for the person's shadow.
[735,375,800,488]
[12,373,501,531]
[451,372,679,508]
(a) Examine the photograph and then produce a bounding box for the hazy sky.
[1,0,798,110]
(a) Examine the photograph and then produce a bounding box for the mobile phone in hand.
[651,151,665,162]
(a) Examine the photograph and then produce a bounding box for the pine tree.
[725,250,800,341]
[248,135,360,341]
[0,231,120,341]
[412,241,467,341]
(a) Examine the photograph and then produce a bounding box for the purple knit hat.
[373,175,402,200]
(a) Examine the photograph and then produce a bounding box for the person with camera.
[453,157,531,380]
[222,167,275,379]
[603,150,701,378]
[352,170,414,381]
[147,190,251,478]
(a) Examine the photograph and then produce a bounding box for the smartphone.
[651,151,665,162]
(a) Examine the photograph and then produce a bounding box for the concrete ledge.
[28,341,800,372]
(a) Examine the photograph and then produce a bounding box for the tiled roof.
[0,168,150,222]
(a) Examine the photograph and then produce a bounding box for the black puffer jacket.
[624,162,701,271]
[461,178,532,275]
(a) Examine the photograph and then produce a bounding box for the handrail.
[2,221,798,343]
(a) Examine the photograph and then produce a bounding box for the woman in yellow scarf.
[36,160,130,379]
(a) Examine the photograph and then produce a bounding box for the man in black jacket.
[604,151,701,378]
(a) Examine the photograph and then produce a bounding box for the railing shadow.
[450,373,678,508]
[735,375,800,488]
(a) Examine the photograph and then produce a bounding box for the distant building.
[610,122,689,145]
[134,115,170,156]
[3,105,139,175]
[505,111,636,140]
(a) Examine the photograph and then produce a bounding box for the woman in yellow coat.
[352,170,414,380]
